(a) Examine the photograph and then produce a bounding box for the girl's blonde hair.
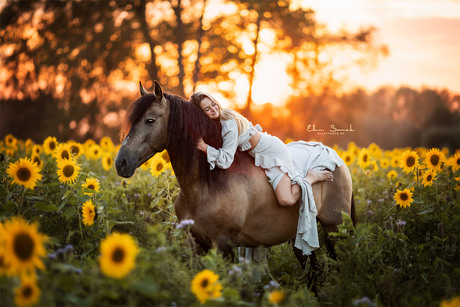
[190,92,249,135]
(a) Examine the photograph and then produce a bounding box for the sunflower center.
[112,247,125,263]
[400,193,408,201]
[61,151,70,160]
[201,279,209,288]
[107,158,112,165]
[22,285,33,298]
[63,165,75,177]
[13,232,35,261]
[70,146,79,155]
[156,163,163,171]
[456,158,460,165]
[430,155,439,166]
[427,175,432,181]
[17,167,32,182]
[49,142,56,150]
[0,255,7,269]
[88,184,95,190]
[162,153,170,163]
[363,155,368,162]
[406,157,415,167]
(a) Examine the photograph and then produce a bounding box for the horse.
[115,80,355,265]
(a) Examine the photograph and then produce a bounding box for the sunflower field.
[0,134,459,307]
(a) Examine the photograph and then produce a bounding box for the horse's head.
[115,81,170,178]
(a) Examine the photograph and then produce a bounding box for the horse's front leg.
[216,241,235,261]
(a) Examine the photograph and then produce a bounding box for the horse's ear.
[153,80,163,101]
[139,81,150,96]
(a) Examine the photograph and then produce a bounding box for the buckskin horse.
[115,81,355,264]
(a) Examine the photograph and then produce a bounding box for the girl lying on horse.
[189,91,333,207]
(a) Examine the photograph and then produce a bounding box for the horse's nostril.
[116,157,127,171]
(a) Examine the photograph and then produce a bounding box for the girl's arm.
[197,120,239,170]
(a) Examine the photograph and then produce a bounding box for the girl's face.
[199,97,220,120]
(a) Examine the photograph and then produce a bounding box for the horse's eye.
[145,118,155,125]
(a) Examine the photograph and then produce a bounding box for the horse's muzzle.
[115,153,136,178]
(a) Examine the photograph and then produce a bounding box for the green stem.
[17,185,26,215]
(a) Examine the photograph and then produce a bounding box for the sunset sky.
[302,0,460,94]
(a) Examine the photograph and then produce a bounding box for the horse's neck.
[168,152,200,189]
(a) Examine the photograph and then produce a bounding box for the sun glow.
[251,53,293,106]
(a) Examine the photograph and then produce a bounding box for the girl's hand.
[197,138,208,153]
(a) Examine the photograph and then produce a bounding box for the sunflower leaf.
[34,202,58,212]
[63,206,78,220]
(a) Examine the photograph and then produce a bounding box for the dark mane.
[165,93,229,190]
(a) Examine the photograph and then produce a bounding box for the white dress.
[206,119,344,255]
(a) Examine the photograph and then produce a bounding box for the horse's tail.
[350,193,357,226]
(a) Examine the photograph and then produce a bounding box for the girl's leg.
[275,170,334,207]
[275,174,301,207]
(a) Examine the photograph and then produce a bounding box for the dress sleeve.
[206,120,239,170]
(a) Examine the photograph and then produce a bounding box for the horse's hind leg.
[292,242,308,269]
[292,243,321,293]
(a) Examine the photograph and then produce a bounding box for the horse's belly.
[236,201,300,247]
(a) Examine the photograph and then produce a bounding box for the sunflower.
[25,139,34,150]
[380,158,390,169]
[5,134,18,148]
[82,177,100,195]
[89,144,104,160]
[415,147,427,159]
[421,169,437,187]
[425,148,446,172]
[5,147,16,157]
[357,148,371,169]
[399,150,420,174]
[368,143,382,159]
[347,141,357,151]
[100,232,139,279]
[341,151,354,166]
[30,154,43,169]
[68,141,84,158]
[3,217,47,275]
[42,136,58,155]
[387,170,398,180]
[56,158,81,184]
[368,160,379,173]
[53,143,72,161]
[14,275,41,307]
[190,269,223,303]
[31,145,43,156]
[161,149,171,164]
[440,296,460,307]
[150,155,166,177]
[0,246,13,276]
[101,153,114,171]
[394,188,414,208]
[7,157,42,190]
[100,136,114,152]
[390,155,400,168]
[82,200,96,226]
[448,153,460,172]
[268,290,286,304]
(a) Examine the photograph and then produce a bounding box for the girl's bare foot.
[304,169,333,185]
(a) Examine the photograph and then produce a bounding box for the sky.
[302,0,460,94]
